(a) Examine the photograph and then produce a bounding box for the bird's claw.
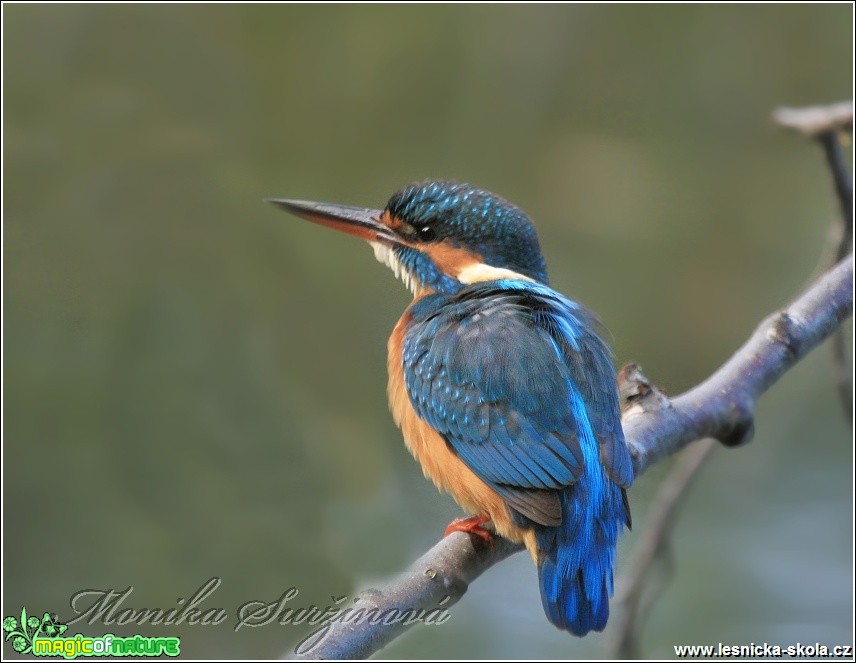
[443,515,493,544]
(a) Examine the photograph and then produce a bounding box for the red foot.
[444,515,493,544]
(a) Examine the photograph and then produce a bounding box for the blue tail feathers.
[536,484,628,636]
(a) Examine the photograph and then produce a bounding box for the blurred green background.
[3,4,852,659]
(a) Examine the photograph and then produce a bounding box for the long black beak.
[267,199,400,244]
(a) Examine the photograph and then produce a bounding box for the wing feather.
[402,281,632,527]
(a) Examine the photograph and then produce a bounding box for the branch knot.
[766,311,803,360]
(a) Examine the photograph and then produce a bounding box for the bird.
[268,180,633,636]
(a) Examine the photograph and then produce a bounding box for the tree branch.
[774,101,853,418]
[287,534,521,660]
[285,251,853,660]
[625,253,852,473]
[603,101,853,658]
[286,102,853,659]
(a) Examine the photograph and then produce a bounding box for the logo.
[4,607,180,658]
[4,609,68,654]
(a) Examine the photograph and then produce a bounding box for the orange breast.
[387,308,539,559]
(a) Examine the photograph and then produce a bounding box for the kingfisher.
[269,180,633,636]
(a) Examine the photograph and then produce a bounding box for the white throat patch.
[369,242,418,295]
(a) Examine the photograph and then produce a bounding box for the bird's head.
[269,180,548,295]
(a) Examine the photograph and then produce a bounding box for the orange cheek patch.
[380,211,408,233]
[424,241,484,278]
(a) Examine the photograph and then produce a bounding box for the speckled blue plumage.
[400,279,633,636]
[385,181,549,286]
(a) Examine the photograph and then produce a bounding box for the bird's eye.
[417,226,437,242]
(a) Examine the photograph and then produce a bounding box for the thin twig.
[775,101,854,419]
[608,439,716,658]
[818,131,853,239]
[818,130,853,419]
[830,319,852,419]
[772,101,853,137]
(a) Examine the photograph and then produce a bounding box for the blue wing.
[402,280,632,526]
